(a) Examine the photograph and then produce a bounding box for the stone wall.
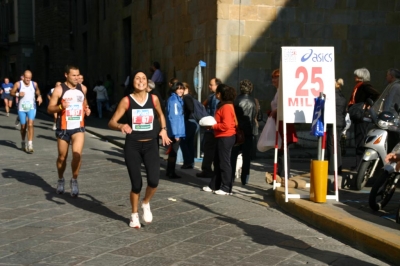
[216,0,400,113]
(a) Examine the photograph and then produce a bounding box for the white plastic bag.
[342,113,351,135]
[257,117,281,152]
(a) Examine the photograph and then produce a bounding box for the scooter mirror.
[366,98,374,106]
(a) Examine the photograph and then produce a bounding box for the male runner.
[47,65,91,197]
[10,70,42,152]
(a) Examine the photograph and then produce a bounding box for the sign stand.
[274,47,338,202]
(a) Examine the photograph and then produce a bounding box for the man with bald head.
[10,70,43,153]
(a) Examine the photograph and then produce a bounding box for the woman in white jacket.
[93,80,109,118]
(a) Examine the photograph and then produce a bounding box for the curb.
[274,187,400,265]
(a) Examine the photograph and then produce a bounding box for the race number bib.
[66,104,83,121]
[20,101,33,111]
[132,108,154,131]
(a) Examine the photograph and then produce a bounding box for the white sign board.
[280,47,336,124]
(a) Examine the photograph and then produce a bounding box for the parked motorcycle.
[368,142,400,211]
[354,99,400,190]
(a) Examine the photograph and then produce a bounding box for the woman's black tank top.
[125,93,160,141]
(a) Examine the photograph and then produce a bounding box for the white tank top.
[18,81,36,111]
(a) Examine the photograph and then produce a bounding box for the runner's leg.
[70,131,85,179]
[57,138,69,179]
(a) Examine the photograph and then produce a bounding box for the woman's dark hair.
[216,84,236,102]
[170,82,184,92]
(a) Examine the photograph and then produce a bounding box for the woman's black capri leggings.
[124,138,160,193]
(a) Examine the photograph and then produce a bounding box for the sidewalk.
[83,114,400,264]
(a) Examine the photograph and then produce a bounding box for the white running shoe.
[202,186,213,192]
[70,179,79,197]
[27,143,34,153]
[129,213,141,228]
[56,178,65,194]
[15,117,20,127]
[52,123,57,130]
[6,112,9,117]
[141,202,153,223]
[214,189,230,195]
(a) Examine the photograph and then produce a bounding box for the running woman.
[108,71,171,228]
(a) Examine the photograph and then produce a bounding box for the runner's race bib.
[66,104,83,121]
[20,101,33,111]
[131,108,154,131]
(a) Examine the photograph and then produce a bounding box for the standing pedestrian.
[203,84,237,195]
[93,80,110,118]
[348,68,380,168]
[108,71,171,228]
[326,78,347,175]
[180,82,200,169]
[196,77,221,178]
[165,82,185,178]
[10,70,43,153]
[230,79,257,185]
[47,65,91,197]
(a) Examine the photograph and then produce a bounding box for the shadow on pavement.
[0,140,18,150]
[0,125,18,131]
[36,134,57,141]
[2,168,128,224]
[183,199,378,265]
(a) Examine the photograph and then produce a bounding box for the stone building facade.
[0,0,35,83]
[32,0,400,107]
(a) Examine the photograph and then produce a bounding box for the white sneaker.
[214,189,230,195]
[27,143,34,153]
[56,178,65,194]
[15,117,20,127]
[6,112,9,117]
[129,213,141,228]
[52,123,57,130]
[202,186,213,192]
[141,202,153,223]
[70,179,79,197]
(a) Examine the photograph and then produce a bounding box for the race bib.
[132,108,154,131]
[66,104,83,121]
[4,87,10,93]
[20,101,33,111]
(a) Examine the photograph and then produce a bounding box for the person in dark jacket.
[179,82,199,169]
[165,82,186,178]
[326,78,347,175]
[230,79,257,185]
[348,68,380,168]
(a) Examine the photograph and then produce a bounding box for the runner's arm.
[34,82,43,105]
[153,95,171,146]
[47,85,64,114]
[108,97,132,134]
[10,82,20,97]
[80,84,91,116]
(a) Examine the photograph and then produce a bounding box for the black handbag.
[348,102,365,122]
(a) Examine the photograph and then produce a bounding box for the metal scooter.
[369,142,400,211]
[353,101,400,190]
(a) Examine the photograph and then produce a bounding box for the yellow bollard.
[310,160,328,203]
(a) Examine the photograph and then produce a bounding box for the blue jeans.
[97,99,109,118]
[179,119,199,166]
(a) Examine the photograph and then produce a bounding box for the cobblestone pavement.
[0,110,390,265]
